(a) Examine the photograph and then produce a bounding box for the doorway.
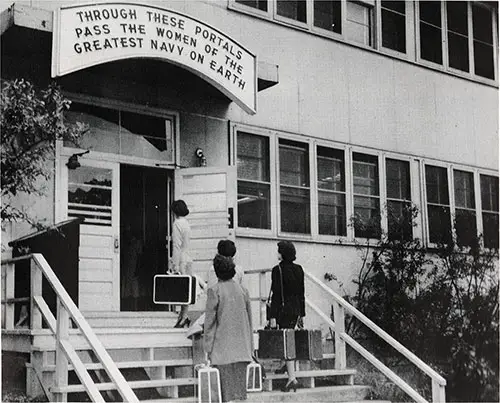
[120,165,173,311]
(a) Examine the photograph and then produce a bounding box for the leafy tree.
[1,79,87,228]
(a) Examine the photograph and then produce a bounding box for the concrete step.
[142,385,372,402]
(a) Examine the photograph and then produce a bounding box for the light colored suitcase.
[196,363,222,403]
[246,362,262,392]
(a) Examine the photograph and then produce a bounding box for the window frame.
[478,171,499,250]
[415,0,446,68]
[451,168,478,247]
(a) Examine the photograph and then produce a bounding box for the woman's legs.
[174,261,192,327]
[285,360,296,381]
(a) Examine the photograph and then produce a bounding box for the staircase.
[24,311,382,402]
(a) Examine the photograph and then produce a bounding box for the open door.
[174,166,236,283]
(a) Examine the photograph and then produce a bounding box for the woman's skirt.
[215,361,249,402]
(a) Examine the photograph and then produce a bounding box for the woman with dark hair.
[207,239,244,287]
[170,199,192,328]
[204,254,253,402]
[268,240,305,392]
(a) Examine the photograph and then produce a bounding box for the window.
[314,0,341,34]
[381,1,406,53]
[277,0,307,23]
[235,0,268,12]
[425,165,452,244]
[447,1,469,72]
[317,146,346,236]
[279,139,310,234]
[454,170,477,247]
[346,1,373,46]
[353,152,380,238]
[236,132,271,229]
[472,3,495,79]
[419,1,443,64]
[480,175,499,249]
[386,159,412,241]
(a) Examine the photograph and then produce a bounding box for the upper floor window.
[447,1,470,72]
[454,169,476,247]
[472,2,495,79]
[480,174,499,249]
[419,1,443,64]
[386,159,412,241]
[353,152,380,238]
[314,0,342,34]
[235,0,268,12]
[425,165,452,244]
[346,1,374,46]
[317,146,346,236]
[381,1,406,53]
[236,132,271,230]
[279,139,311,234]
[277,0,307,23]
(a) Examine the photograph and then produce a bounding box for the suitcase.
[246,362,262,392]
[258,329,296,360]
[197,363,222,403]
[153,274,197,305]
[295,329,323,360]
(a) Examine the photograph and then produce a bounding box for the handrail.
[244,267,446,402]
[1,254,139,403]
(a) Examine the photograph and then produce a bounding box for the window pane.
[279,140,309,187]
[346,1,372,46]
[319,191,346,236]
[483,212,499,249]
[237,132,270,182]
[481,175,499,212]
[277,0,307,22]
[448,32,470,72]
[317,146,345,191]
[280,186,310,233]
[420,22,443,64]
[382,1,405,14]
[382,8,406,52]
[426,165,449,205]
[314,0,341,33]
[455,209,477,247]
[235,0,268,12]
[386,159,410,200]
[454,170,475,209]
[474,41,495,79]
[353,153,378,196]
[420,1,441,27]
[447,1,468,35]
[472,3,493,44]
[354,196,381,238]
[428,205,452,244]
[388,200,413,242]
[237,181,271,229]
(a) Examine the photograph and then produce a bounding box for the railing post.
[333,302,346,369]
[432,379,446,402]
[259,271,267,327]
[30,259,43,330]
[54,299,69,403]
[4,262,15,329]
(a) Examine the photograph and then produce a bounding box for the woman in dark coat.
[268,240,305,392]
[204,254,253,402]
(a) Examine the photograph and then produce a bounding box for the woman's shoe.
[275,364,287,374]
[281,379,298,392]
[174,316,191,328]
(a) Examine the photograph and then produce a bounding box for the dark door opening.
[120,165,172,311]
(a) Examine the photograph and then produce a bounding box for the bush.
[326,205,499,402]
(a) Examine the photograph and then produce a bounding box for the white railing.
[244,268,447,403]
[1,253,139,403]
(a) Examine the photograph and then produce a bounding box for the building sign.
[52,3,257,114]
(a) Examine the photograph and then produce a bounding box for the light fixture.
[195,148,207,167]
[66,150,90,170]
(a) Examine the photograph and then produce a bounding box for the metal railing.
[1,253,139,403]
[244,267,446,403]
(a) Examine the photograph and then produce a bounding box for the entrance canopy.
[1,3,279,114]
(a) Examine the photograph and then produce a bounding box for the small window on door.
[68,166,113,226]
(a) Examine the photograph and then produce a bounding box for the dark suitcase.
[153,274,197,305]
[295,329,323,360]
[258,329,296,360]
